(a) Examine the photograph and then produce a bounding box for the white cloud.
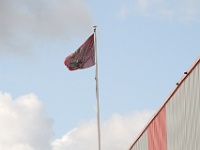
[0,0,93,55]
[116,4,133,19]
[0,92,154,150]
[52,111,153,150]
[117,0,200,22]
[0,92,54,150]
[137,0,150,15]
[180,4,199,21]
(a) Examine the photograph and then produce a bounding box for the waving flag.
[64,34,95,71]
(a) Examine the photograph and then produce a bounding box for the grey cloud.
[0,0,93,55]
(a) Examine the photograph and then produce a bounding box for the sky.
[0,0,200,149]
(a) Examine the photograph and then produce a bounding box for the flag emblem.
[64,34,95,71]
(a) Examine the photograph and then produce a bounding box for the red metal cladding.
[148,107,167,150]
[129,56,200,150]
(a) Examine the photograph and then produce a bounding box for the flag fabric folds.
[64,34,95,71]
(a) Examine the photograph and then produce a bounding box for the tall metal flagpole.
[93,26,101,150]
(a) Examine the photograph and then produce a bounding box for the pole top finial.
[93,25,97,32]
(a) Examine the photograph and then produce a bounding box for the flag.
[64,34,95,71]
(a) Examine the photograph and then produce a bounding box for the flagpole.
[93,25,101,150]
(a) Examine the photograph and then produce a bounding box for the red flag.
[64,34,95,71]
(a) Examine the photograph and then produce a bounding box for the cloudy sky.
[0,0,200,149]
